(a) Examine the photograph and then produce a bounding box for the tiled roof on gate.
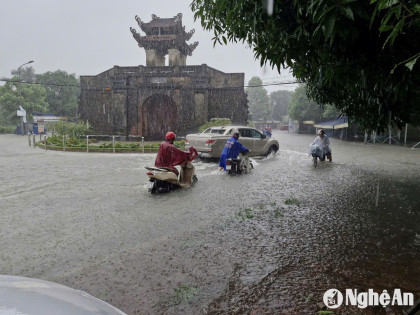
[142,14,183,28]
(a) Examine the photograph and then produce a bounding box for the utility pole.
[18,60,34,135]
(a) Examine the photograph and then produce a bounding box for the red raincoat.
[155,140,194,175]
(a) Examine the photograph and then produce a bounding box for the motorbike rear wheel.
[313,155,318,168]
[148,179,157,194]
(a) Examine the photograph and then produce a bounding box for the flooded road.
[0,131,419,314]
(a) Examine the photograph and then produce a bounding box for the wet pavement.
[0,131,419,314]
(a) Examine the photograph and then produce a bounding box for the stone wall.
[79,65,248,140]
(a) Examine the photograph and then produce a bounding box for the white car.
[0,275,125,315]
[185,125,279,159]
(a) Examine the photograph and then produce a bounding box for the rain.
[0,0,419,314]
[1,130,419,313]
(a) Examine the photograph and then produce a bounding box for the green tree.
[370,0,420,70]
[11,66,36,83]
[0,78,48,125]
[246,76,270,120]
[191,0,420,131]
[323,104,341,120]
[270,90,292,121]
[36,70,80,117]
[288,85,324,122]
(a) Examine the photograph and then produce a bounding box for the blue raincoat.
[263,129,272,137]
[219,137,250,170]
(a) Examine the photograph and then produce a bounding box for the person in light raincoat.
[155,131,196,175]
[219,132,250,171]
[310,129,332,161]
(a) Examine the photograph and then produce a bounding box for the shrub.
[45,135,86,148]
[198,119,231,132]
[0,126,15,134]
[53,121,89,138]
[174,139,185,149]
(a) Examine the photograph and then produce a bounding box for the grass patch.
[285,198,300,206]
[168,285,198,306]
[273,209,284,218]
[180,239,200,250]
[257,203,266,210]
[235,208,254,221]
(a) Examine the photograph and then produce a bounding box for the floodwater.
[0,131,419,314]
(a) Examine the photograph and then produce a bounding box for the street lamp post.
[18,60,34,135]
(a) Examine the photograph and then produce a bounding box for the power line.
[245,81,299,88]
[0,78,299,89]
[0,78,80,88]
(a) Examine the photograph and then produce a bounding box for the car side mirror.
[261,134,266,139]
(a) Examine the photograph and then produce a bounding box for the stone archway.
[142,94,178,140]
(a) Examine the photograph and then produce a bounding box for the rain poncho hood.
[219,137,250,170]
[155,140,195,174]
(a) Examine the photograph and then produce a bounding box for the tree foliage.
[323,104,341,120]
[191,0,420,131]
[371,0,420,69]
[270,90,292,121]
[11,66,36,83]
[289,85,340,122]
[37,70,80,117]
[289,85,324,122]
[246,76,270,120]
[0,78,48,125]
[0,69,81,126]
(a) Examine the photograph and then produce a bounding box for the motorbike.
[226,152,253,175]
[145,149,198,194]
[309,145,323,168]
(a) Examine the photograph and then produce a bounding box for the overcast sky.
[0,0,298,92]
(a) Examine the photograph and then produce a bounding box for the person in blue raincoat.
[219,132,250,171]
[263,126,272,137]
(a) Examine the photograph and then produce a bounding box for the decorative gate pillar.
[168,49,181,66]
[145,49,166,67]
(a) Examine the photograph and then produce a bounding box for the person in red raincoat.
[155,131,196,175]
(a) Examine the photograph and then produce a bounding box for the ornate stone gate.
[78,14,248,140]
